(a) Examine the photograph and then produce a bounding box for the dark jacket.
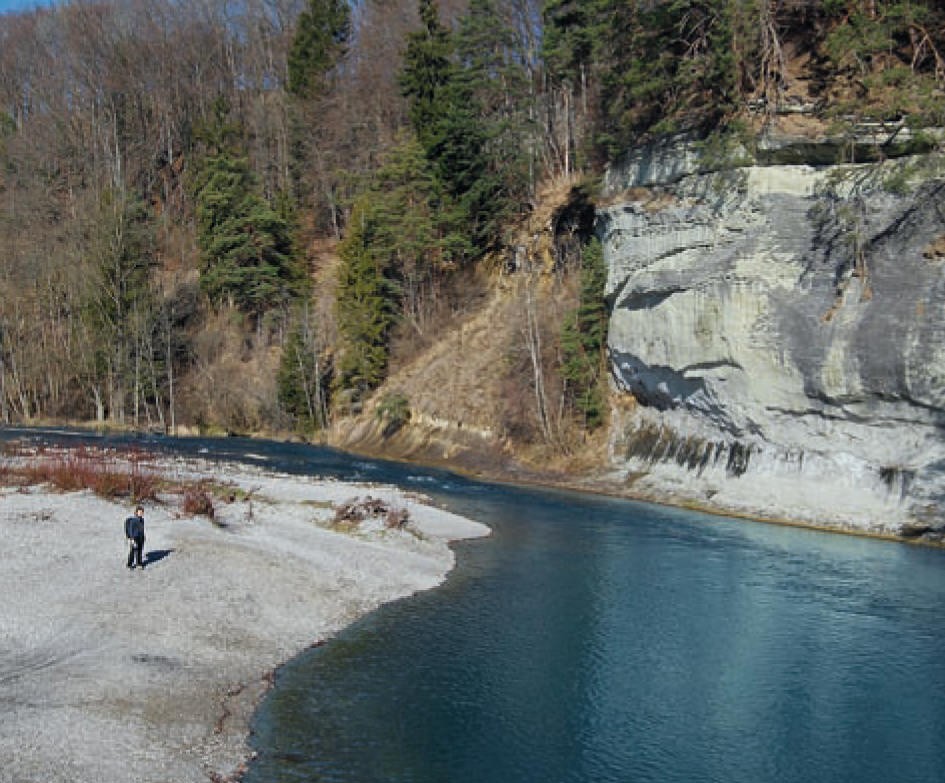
[125,515,145,539]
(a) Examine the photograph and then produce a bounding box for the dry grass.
[332,496,409,531]
[334,180,607,474]
[181,482,216,519]
[12,447,159,502]
[0,446,222,519]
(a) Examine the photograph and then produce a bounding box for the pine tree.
[191,111,305,318]
[287,0,351,99]
[278,304,330,431]
[560,237,609,428]
[83,192,159,423]
[822,0,945,126]
[542,0,599,85]
[400,0,514,256]
[455,0,532,226]
[334,197,400,397]
[595,0,746,149]
[332,133,466,400]
[370,134,456,322]
[400,0,455,155]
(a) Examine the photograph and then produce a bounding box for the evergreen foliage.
[334,132,466,398]
[400,0,455,155]
[334,196,401,397]
[369,134,466,302]
[560,237,608,428]
[287,0,351,99]
[0,111,13,160]
[191,104,305,317]
[821,1,945,126]
[455,0,533,232]
[5,0,945,435]
[277,307,331,431]
[400,0,522,257]
[588,1,945,154]
[542,0,598,85]
[595,0,746,149]
[90,195,157,332]
[82,192,161,421]
[376,392,411,437]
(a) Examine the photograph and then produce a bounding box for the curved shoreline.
[0,454,488,783]
[3,420,938,547]
[0,430,938,780]
[326,438,945,549]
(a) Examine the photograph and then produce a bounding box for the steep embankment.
[601,138,945,539]
[329,271,520,474]
[329,135,945,541]
[328,178,595,482]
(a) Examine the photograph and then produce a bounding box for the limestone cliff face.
[600,145,945,536]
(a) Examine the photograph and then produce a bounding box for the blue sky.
[0,0,55,12]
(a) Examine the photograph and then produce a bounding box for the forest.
[1,0,943,449]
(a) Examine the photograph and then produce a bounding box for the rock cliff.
[600,143,945,537]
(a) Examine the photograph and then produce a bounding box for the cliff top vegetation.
[0,0,942,458]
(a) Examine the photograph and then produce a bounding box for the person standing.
[125,505,146,570]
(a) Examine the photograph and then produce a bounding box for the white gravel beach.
[0,456,488,783]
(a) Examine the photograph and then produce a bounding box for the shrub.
[385,506,409,530]
[182,483,216,518]
[332,495,408,530]
[18,448,157,500]
[376,393,411,438]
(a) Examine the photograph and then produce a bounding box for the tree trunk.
[523,280,552,443]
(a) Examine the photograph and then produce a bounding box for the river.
[3,429,944,782]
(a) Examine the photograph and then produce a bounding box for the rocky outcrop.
[600,145,945,537]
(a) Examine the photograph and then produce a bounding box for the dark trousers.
[127,535,145,568]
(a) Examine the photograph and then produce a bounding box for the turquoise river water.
[3,429,944,783]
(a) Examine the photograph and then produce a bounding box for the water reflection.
[3,427,944,783]
[245,477,945,783]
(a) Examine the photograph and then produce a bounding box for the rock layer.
[600,147,945,536]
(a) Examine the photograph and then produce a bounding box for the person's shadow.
[143,549,174,567]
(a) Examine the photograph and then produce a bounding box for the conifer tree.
[595,0,746,149]
[370,134,454,323]
[83,192,159,423]
[278,304,330,431]
[191,102,305,318]
[332,133,465,402]
[455,0,532,224]
[542,0,599,85]
[400,0,514,256]
[334,197,400,398]
[286,0,352,213]
[560,237,608,428]
[400,0,454,155]
[287,0,351,99]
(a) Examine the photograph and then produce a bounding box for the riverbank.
[3,419,939,546]
[310,414,944,547]
[321,434,945,549]
[0,453,488,783]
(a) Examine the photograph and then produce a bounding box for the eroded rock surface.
[601,148,945,536]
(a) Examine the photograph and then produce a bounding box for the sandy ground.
[0,458,489,783]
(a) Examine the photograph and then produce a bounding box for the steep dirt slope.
[329,272,524,474]
[327,177,598,479]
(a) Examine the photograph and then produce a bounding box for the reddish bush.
[332,496,409,530]
[182,483,215,518]
[385,507,409,530]
[127,450,160,503]
[15,447,160,501]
